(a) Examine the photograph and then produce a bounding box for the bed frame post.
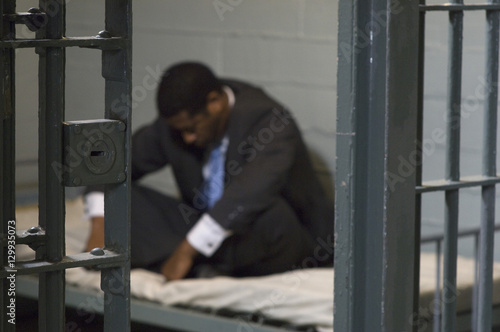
[335,0,420,331]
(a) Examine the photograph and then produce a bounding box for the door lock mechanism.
[83,133,116,175]
[62,119,126,186]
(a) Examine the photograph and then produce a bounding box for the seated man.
[84,62,334,280]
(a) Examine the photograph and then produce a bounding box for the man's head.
[157,62,230,148]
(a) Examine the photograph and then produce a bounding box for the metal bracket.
[62,119,126,187]
[17,226,46,251]
[3,8,47,32]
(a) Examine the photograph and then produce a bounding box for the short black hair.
[156,62,223,118]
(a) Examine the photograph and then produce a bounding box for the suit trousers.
[130,184,316,277]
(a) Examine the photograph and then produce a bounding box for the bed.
[15,197,500,332]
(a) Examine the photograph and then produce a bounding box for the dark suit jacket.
[131,79,334,247]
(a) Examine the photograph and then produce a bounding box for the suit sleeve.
[130,120,171,181]
[208,109,298,232]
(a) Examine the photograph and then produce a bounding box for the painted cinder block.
[266,85,336,132]
[302,0,338,39]
[133,0,301,37]
[222,37,337,86]
[66,0,105,36]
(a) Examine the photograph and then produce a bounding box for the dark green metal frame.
[0,1,132,331]
[336,0,500,331]
[418,2,499,331]
[335,0,419,330]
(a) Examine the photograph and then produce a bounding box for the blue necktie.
[204,142,224,209]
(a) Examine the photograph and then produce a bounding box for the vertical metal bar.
[335,0,419,331]
[37,0,66,331]
[335,0,385,329]
[442,192,459,332]
[101,1,132,331]
[472,234,479,332]
[0,1,16,331]
[442,1,463,330]
[415,1,426,330]
[445,8,464,183]
[476,2,499,330]
[334,1,358,328]
[433,242,442,332]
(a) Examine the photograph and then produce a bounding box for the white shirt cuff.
[187,213,231,257]
[84,192,105,219]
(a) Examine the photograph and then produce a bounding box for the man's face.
[165,90,230,148]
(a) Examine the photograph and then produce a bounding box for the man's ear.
[206,90,222,103]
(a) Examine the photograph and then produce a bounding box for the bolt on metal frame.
[0,1,132,331]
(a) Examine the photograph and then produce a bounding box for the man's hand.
[85,216,105,252]
[161,239,199,280]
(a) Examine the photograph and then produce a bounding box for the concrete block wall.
[14,0,338,201]
[11,1,499,260]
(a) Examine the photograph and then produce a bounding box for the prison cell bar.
[434,241,442,332]
[415,1,427,330]
[472,235,479,330]
[417,175,500,193]
[422,4,500,11]
[477,1,500,331]
[417,2,500,331]
[36,1,67,330]
[0,1,132,331]
[442,0,464,330]
[335,0,419,331]
[420,224,500,332]
[101,1,132,331]
[0,1,16,331]
[0,37,126,49]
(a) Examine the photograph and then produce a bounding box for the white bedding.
[15,197,500,332]
[65,266,334,331]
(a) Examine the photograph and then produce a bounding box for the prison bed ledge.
[14,197,500,332]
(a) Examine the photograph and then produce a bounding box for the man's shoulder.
[222,79,282,111]
[224,79,298,142]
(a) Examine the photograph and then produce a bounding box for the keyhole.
[83,137,116,175]
[90,148,108,167]
[91,151,106,157]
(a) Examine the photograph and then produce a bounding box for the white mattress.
[15,197,500,331]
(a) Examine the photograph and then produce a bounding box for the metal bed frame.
[16,274,298,332]
[13,224,499,332]
[420,224,500,332]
